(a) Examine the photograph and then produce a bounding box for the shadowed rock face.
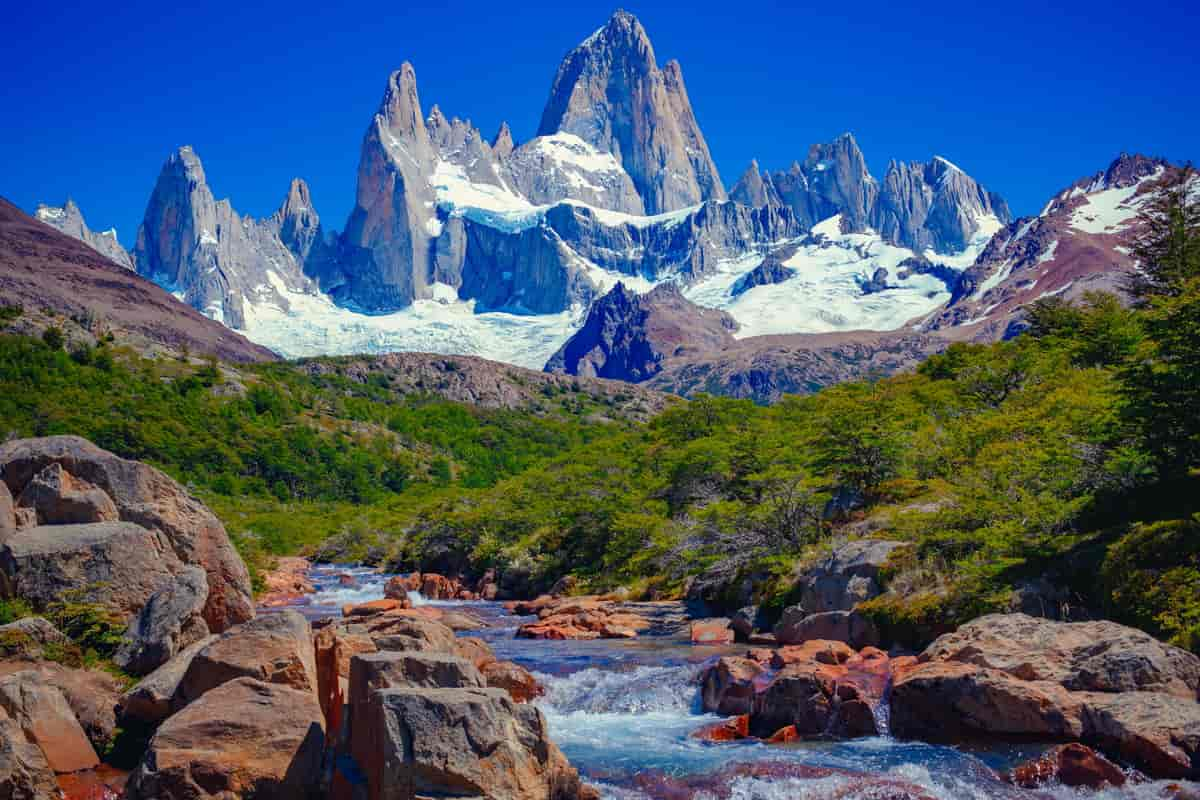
[545,282,737,382]
[537,10,725,214]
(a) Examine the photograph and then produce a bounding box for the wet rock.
[1080,691,1200,779]
[0,436,254,631]
[0,670,98,773]
[769,639,855,669]
[125,677,325,800]
[342,598,406,617]
[690,618,734,644]
[692,714,751,742]
[482,660,544,703]
[0,706,58,798]
[516,596,652,640]
[730,606,761,641]
[750,652,884,738]
[114,564,210,675]
[382,573,419,600]
[774,609,880,648]
[178,610,317,704]
[453,636,497,669]
[356,686,594,800]
[258,557,315,607]
[118,635,217,725]
[1004,742,1126,788]
[700,657,767,717]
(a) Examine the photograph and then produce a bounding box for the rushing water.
[299,566,1198,800]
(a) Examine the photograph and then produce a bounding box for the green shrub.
[1102,517,1200,652]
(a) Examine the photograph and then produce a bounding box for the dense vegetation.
[2,169,1197,652]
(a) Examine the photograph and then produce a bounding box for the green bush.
[1102,517,1200,652]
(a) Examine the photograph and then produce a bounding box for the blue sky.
[4,0,1196,246]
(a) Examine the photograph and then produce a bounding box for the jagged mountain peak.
[280,177,313,216]
[537,11,724,214]
[166,144,207,183]
[34,197,133,270]
[377,62,428,146]
[1094,152,1170,192]
[491,121,515,158]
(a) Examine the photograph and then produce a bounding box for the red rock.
[691,618,734,644]
[746,647,774,664]
[1005,743,1126,789]
[382,573,421,601]
[747,632,777,646]
[766,724,801,743]
[452,637,496,670]
[0,671,99,774]
[691,714,750,741]
[256,557,314,608]
[342,598,404,617]
[481,660,543,703]
[700,657,768,716]
[770,639,855,668]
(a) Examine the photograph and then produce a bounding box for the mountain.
[35,199,133,269]
[920,153,1176,338]
[545,282,737,381]
[132,146,326,328]
[0,196,275,362]
[730,135,1011,254]
[537,10,725,214]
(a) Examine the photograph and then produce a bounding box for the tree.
[1126,165,1200,301]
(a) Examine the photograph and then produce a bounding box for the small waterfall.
[871,672,892,737]
[407,590,428,607]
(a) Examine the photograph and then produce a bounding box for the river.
[290,565,1197,800]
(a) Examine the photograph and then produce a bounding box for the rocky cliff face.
[871,156,1012,253]
[338,63,439,312]
[731,137,1010,255]
[536,10,725,214]
[34,200,133,270]
[132,146,322,329]
[923,153,1173,339]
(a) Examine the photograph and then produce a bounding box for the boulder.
[0,521,186,615]
[0,617,68,660]
[14,462,118,525]
[774,609,879,648]
[691,715,750,742]
[453,636,497,669]
[357,687,594,800]
[794,539,906,615]
[0,707,58,799]
[516,596,652,640]
[1081,691,1200,779]
[313,623,376,740]
[0,436,254,631]
[362,614,458,653]
[119,635,217,725]
[769,640,855,669]
[747,649,887,739]
[730,606,762,641]
[483,660,544,703]
[348,652,485,721]
[0,481,15,544]
[258,557,315,607]
[382,573,421,601]
[690,618,734,644]
[0,670,98,773]
[343,598,405,617]
[12,662,124,756]
[124,677,325,800]
[179,610,317,704]
[1004,742,1126,789]
[115,564,210,675]
[700,656,766,717]
[921,613,1200,699]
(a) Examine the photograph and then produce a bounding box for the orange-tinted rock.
[383,573,421,601]
[691,618,734,644]
[453,637,497,670]
[481,660,544,703]
[257,556,314,607]
[766,724,801,743]
[692,714,750,742]
[700,657,768,716]
[342,598,405,617]
[770,639,855,668]
[515,596,653,640]
[0,671,98,774]
[313,624,376,738]
[1005,743,1126,789]
[178,610,318,704]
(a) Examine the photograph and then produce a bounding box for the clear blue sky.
[4,0,1196,247]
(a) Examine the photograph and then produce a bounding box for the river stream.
[288,565,1197,800]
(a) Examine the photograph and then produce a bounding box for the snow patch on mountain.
[240,275,581,368]
[1068,181,1147,234]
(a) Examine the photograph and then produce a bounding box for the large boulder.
[347,652,485,720]
[0,481,15,543]
[115,564,211,675]
[124,677,325,800]
[0,661,126,756]
[775,609,880,648]
[0,670,98,773]
[891,613,1200,779]
[14,461,118,525]
[0,436,254,631]
[119,635,217,725]
[794,539,906,615]
[179,610,317,704]
[921,613,1200,698]
[699,656,766,717]
[0,707,58,799]
[1004,742,1126,789]
[0,521,185,615]
[358,687,594,800]
[483,660,544,703]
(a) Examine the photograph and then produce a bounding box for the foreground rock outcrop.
[0,436,254,660]
[125,677,325,800]
[891,614,1200,779]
